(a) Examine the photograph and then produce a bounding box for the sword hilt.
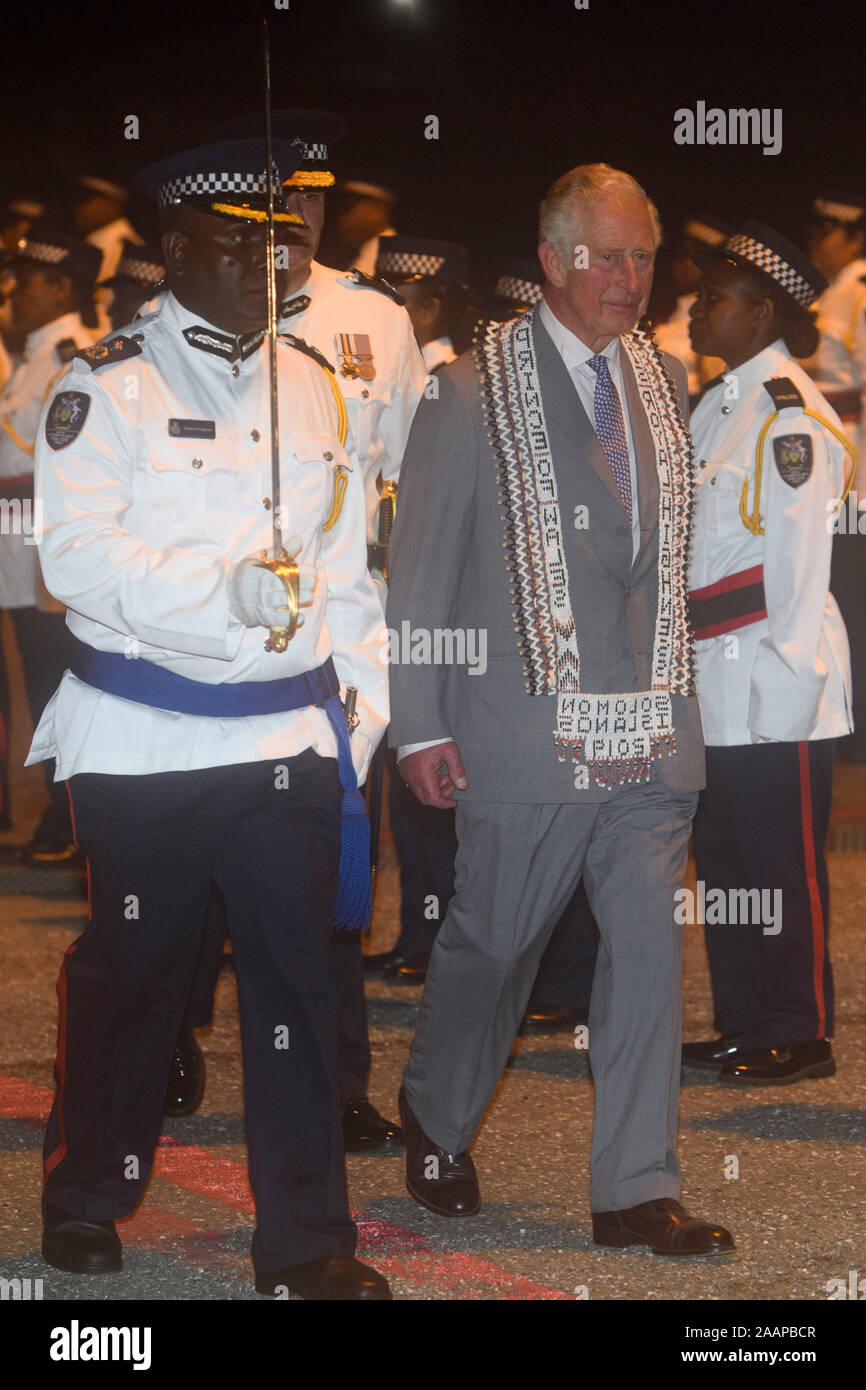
[254,549,300,652]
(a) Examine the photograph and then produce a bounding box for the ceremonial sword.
[255,16,301,654]
[255,22,361,741]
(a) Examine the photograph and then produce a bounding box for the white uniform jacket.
[26,292,388,782]
[0,311,98,608]
[278,260,427,543]
[689,340,853,746]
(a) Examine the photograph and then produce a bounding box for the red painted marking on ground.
[0,1074,52,1118]
[152,1139,255,1214]
[0,1076,572,1299]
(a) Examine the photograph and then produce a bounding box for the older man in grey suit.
[387,164,734,1257]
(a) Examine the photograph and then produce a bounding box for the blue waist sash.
[68,637,340,716]
[67,636,371,930]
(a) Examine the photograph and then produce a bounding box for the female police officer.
[683,222,854,1085]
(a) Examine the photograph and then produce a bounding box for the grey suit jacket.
[386,312,705,803]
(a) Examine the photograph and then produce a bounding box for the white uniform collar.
[161,292,265,361]
[537,295,621,372]
[721,338,791,395]
[24,310,85,358]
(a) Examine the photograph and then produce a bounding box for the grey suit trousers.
[403,778,697,1211]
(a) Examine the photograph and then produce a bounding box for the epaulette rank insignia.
[75,336,143,371]
[54,338,78,365]
[279,333,334,374]
[762,377,804,411]
[343,268,405,305]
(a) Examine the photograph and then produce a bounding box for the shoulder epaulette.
[763,377,804,411]
[279,332,334,373]
[74,335,143,372]
[342,268,405,305]
[54,338,78,365]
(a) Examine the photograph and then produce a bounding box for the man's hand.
[398,741,468,809]
[228,535,316,630]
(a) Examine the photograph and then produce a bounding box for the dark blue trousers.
[44,748,356,1272]
[692,740,836,1048]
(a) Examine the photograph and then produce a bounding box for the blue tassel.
[323,695,373,931]
[332,788,372,930]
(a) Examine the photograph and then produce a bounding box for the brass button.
[263,497,272,510]
[323,450,334,461]
[192,458,203,470]
[231,364,240,378]
[251,429,260,442]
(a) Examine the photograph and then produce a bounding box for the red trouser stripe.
[798,742,826,1039]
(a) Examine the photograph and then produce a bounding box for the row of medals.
[339,354,376,382]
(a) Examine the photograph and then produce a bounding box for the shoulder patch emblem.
[342,268,405,305]
[54,338,78,364]
[773,433,813,488]
[75,335,143,371]
[763,376,804,412]
[45,391,91,450]
[279,333,334,373]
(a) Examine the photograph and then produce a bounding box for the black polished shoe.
[520,1004,589,1034]
[721,1038,835,1086]
[363,948,405,976]
[342,1097,404,1154]
[399,1084,480,1217]
[24,805,81,865]
[593,1198,734,1257]
[255,1256,391,1300]
[681,1034,744,1068]
[383,951,429,984]
[42,1202,122,1273]
[163,1028,205,1116]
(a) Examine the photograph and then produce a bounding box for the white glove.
[228,536,316,630]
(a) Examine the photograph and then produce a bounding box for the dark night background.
[2,0,864,290]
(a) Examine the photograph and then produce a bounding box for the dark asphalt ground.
[0,615,864,1360]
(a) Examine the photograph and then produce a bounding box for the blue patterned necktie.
[587,353,633,520]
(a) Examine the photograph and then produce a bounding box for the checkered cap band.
[18,240,68,265]
[117,254,165,282]
[725,233,816,308]
[495,274,542,305]
[158,167,281,207]
[293,140,328,163]
[377,250,445,276]
[684,218,727,247]
[814,197,865,225]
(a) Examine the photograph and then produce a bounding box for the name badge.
[168,419,216,439]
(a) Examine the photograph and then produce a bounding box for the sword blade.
[263,17,282,557]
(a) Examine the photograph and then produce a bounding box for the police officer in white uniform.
[376,236,472,374]
[683,222,853,1085]
[804,191,866,763]
[0,231,101,858]
[32,138,391,1300]
[166,112,427,1148]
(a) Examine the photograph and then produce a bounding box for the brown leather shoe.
[399,1085,480,1217]
[255,1256,391,1300]
[592,1198,734,1256]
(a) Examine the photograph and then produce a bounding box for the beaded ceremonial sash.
[475,310,695,787]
